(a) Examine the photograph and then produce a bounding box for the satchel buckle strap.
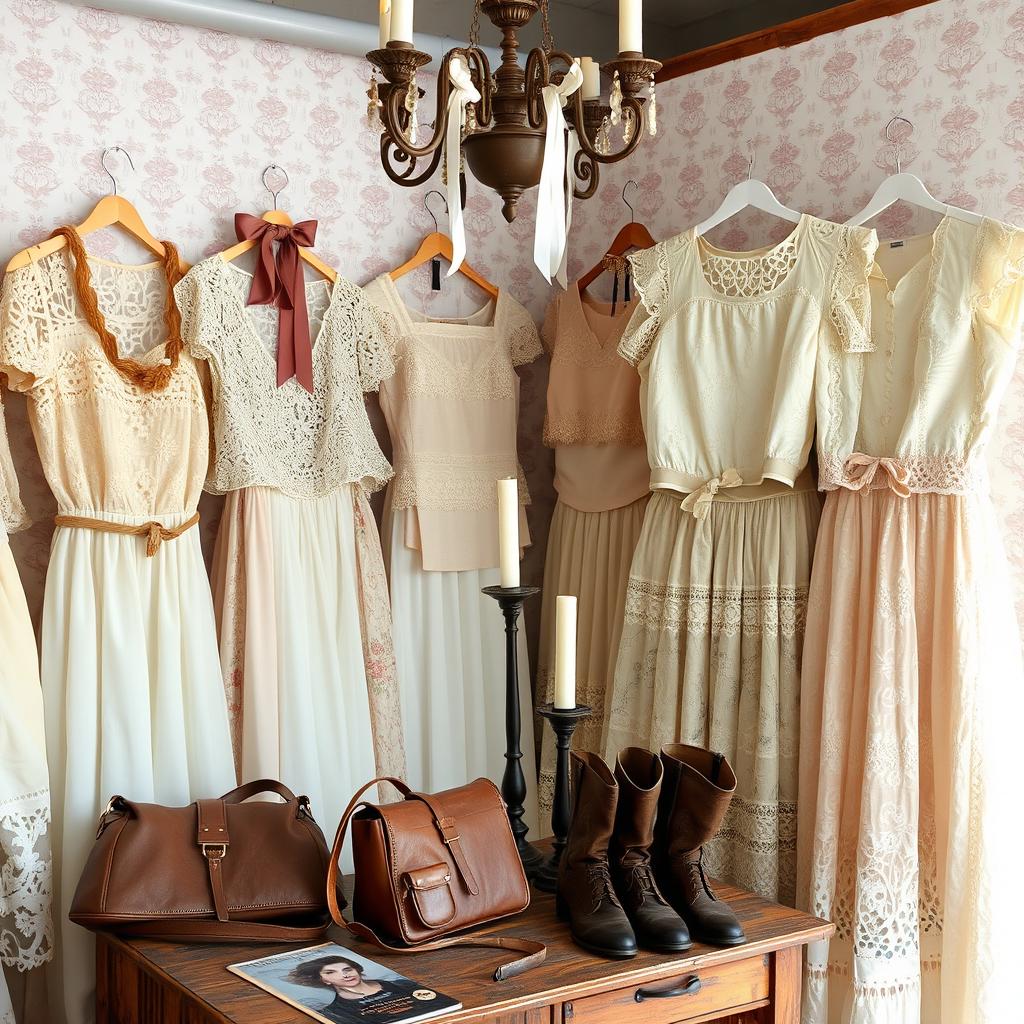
[196,799,232,922]
[201,844,227,859]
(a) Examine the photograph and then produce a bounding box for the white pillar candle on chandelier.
[554,596,578,709]
[580,56,601,100]
[619,0,643,53]
[497,477,520,588]
[378,0,391,47]
[389,0,414,43]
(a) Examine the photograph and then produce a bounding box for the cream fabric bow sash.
[445,54,481,276]
[680,469,744,520]
[844,453,911,497]
[534,61,584,288]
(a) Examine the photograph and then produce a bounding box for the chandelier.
[366,0,661,225]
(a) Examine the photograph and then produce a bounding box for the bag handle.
[220,779,300,804]
[327,777,545,982]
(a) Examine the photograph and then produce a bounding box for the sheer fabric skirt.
[212,485,406,838]
[384,501,539,835]
[536,495,648,818]
[797,489,1020,1024]
[604,481,821,904]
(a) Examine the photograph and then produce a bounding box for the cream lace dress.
[175,259,406,839]
[536,286,649,816]
[798,216,1024,1024]
[0,251,236,1024]
[603,215,876,905]
[365,275,541,832]
[0,396,51,1024]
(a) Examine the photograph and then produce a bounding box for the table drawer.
[563,954,769,1024]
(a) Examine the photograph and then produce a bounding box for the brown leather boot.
[611,748,692,952]
[556,751,637,959]
[654,744,746,946]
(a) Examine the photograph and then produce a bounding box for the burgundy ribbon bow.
[234,213,318,394]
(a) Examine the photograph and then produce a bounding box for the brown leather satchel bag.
[328,776,545,981]
[70,780,331,943]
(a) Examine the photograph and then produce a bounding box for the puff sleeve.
[0,262,55,392]
[505,296,544,367]
[619,241,669,367]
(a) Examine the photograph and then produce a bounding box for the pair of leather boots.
[556,744,745,959]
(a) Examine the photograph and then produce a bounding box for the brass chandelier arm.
[523,47,550,129]
[572,149,600,201]
[380,136,444,187]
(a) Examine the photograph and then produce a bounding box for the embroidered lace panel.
[817,451,987,495]
[698,236,798,298]
[542,410,645,448]
[391,454,531,511]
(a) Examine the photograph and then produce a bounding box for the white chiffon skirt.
[385,505,539,835]
[41,511,236,1024]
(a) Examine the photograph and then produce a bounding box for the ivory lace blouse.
[366,274,542,572]
[175,258,395,497]
[0,254,208,517]
[621,214,878,496]
[0,395,27,533]
[817,215,1024,494]
[541,286,648,512]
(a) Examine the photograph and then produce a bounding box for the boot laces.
[625,863,664,906]
[586,863,621,912]
[671,847,718,902]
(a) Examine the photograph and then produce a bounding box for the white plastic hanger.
[846,116,981,227]
[695,144,802,237]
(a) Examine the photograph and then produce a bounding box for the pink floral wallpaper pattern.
[1,0,1023,651]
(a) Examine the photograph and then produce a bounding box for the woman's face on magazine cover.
[320,964,363,990]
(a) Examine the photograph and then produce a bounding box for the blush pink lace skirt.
[798,488,1020,1024]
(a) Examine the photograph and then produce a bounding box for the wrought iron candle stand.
[482,584,545,876]
[532,702,592,893]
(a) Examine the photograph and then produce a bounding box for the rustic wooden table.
[95,875,831,1024]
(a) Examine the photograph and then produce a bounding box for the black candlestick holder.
[482,584,545,876]
[532,702,592,892]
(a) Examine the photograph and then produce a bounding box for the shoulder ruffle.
[618,238,676,366]
[822,222,878,354]
[503,294,543,367]
[973,218,1024,344]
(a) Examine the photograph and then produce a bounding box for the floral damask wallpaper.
[2,0,1023,649]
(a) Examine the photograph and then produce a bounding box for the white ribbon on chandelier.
[534,60,584,288]
[445,54,481,275]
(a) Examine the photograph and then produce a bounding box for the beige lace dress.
[603,214,876,906]
[799,216,1024,1024]
[535,285,650,817]
[175,257,406,842]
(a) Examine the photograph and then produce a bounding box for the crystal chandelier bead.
[610,71,623,126]
[648,74,657,136]
[405,74,419,144]
[366,75,383,132]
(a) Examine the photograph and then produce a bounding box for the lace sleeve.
[825,224,878,354]
[173,265,215,363]
[619,241,669,366]
[0,263,54,392]
[505,296,543,367]
[973,218,1024,345]
[0,394,29,533]
[354,286,398,393]
[540,294,560,355]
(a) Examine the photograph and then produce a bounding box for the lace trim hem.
[391,454,531,512]
[818,451,987,494]
[543,412,645,448]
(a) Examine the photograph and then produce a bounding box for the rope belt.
[54,512,200,557]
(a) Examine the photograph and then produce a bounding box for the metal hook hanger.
[101,146,135,197]
[262,164,289,210]
[622,180,638,223]
[746,140,756,181]
[884,115,913,174]
[424,189,448,232]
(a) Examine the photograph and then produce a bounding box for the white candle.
[580,56,601,100]
[497,478,520,588]
[389,0,414,43]
[619,0,643,53]
[554,596,578,710]
[378,0,391,48]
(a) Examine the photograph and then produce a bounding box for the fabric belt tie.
[844,453,911,497]
[534,61,584,287]
[680,468,744,520]
[445,55,481,277]
[234,213,318,394]
[54,512,201,557]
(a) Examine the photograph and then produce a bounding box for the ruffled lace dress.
[0,395,51,1024]
[536,285,650,817]
[0,246,236,1024]
[798,216,1024,1024]
[365,275,541,831]
[603,215,876,905]
[175,259,406,839]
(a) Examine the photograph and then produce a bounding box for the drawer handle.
[634,975,701,1002]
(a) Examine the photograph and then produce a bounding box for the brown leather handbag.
[70,780,331,943]
[328,776,545,981]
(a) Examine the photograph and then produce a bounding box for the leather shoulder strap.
[113,916,330,944]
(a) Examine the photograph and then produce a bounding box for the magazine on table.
[228,942,463,1024]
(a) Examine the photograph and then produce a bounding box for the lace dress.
[365,275,541,830]
[0,396,51,1024]
[536,286,650,817]
[798,216,1024,1024]
[603,215,877,905]
[175,258,406,840]
[0,249,236,1024]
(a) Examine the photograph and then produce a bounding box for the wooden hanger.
[846,116,981,228]
[578,181,657,294]
[218,165,338,282]
[390,191,499,299]
[5,147,189,274]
